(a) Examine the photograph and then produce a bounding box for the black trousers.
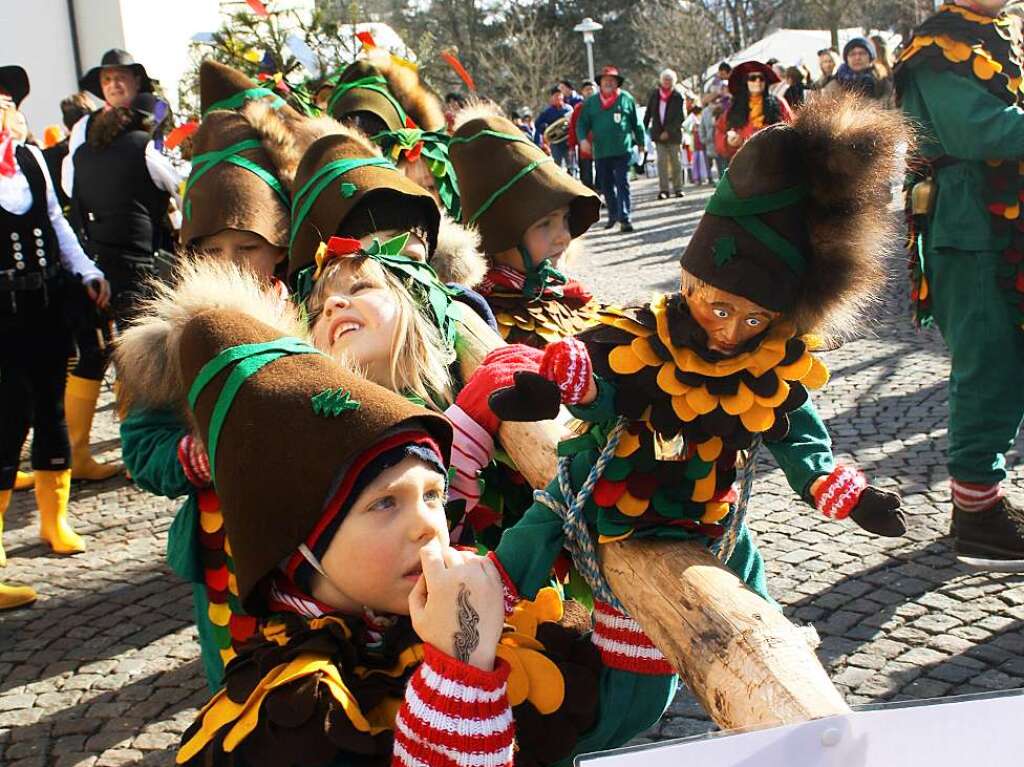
[0,302,72,489]
[579,158,595,190]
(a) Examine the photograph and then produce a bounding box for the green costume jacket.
[575,91,645,160]
[120,407,228,690]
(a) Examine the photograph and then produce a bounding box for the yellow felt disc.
[720,382,754,415]
[616,491,649,518]
[802,356,830,389]
[615,430,641,457]
[608,345,646,375]
[696,436,723,462]
[633,336,664,366]
[754,378,790,409]
[692,467,717,503]
[657,362,689,395]
[740,403,776,433]
[702,501,730,523]
[686,386,718,416]
[776,352,813,381]
[672,394,697,422]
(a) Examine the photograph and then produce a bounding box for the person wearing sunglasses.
[714,60,793,163]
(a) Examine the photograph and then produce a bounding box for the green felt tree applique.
[311,387,361,417]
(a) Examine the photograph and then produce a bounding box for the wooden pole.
[455,311,851,729]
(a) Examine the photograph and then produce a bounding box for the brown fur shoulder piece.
[242,101,346,189]
[366,49,446,131]
[433,213,485,286]
[114,259,308,413]
[86,107,139,150]
[451,99,506,133]
[790,92,913,337]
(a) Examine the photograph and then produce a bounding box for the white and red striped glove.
[539,338,594,405]
[812,465,867,521]
[591,601,675,676]
[444,404,495,515]
[177,434,211,488]
[392,644,514,767]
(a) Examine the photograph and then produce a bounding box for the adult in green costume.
[896,0,1024,569]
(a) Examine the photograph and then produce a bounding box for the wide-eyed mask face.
[685,282,779,355]
[311,456,449,615]
[196,229,284,280]
[309,258,401,384]
[100,66,141,108]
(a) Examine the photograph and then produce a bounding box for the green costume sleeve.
[567,376,618,423]
[494,478,568,599]
[911,67,1024,160]
[764,397,836,501]
[120,407,191,499]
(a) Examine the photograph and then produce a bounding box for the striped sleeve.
[392,644,513,767]
[444,404,495,512]
[591,601,675,676]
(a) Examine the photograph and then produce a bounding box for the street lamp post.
[573,17,603,83]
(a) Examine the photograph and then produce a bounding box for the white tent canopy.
[703,27,902,86]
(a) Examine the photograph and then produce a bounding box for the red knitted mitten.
[591,601,675,676]
[454,345,543,434]
[539,338,593,405]
[813,465,867,521]
[177,434,211,488]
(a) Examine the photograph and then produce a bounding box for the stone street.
[2,177,1023,765]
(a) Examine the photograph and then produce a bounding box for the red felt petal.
[593,478,627,507]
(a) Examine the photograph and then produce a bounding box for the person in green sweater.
[485,93,910,611]
[576,65,645,233]
[895,0,1024,569]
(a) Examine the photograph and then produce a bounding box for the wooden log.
[454,310,850,729]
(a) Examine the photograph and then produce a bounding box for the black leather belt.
[0,263,61,291]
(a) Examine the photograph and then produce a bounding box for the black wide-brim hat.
[728,61,778,96]
[80,49,153,100]
[0,65,29,107]
[0,66,29,107]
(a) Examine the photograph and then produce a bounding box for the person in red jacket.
[568,79,596,189]
[715,60,793,163]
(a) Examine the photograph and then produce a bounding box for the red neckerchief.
[599,89,620,110]
[478,265,594,306]
[659,86,673,102]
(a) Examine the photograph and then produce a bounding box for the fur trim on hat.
[451,99,505,133]
[788,91,912,337]
[114,259,308,412]
[366,49,446,131]
[432,213,485,286]
[242,101,348,189]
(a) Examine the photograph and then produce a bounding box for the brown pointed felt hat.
[178,307,452,609]
[181,110,291,248]
[287,129,440,281]
[450,113,600,256]
[199,59,302,119]
[325,60,407,132]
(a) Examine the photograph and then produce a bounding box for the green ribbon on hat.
[288,155,395,253]
[202,86,285,116]
[187,337,323,482]
[183,138,290,222]
[372,127,461,220]
[326,74,407,126]
[704,170,809,276]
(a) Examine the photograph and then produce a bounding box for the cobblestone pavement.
[2,176,1024,765]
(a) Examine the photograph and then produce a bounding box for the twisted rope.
[533,419,628,612]
[709,436,761,562]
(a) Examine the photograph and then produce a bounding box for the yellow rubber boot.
[0,582,36,610]
[0,489,10,567]
[14,471,34,490]
[65,375,122,481]
[35,469,84,554]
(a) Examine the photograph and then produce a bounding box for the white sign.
[579,691,1024,766]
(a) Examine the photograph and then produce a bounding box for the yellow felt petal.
[776,352,813,381]
[516,648,565,715]
[656,362,689,395]
[208,601,231,627]
[801,356,830,389]
[228,573,239,595]
[692,467,717,503]
[500,632,546,652]
[615,430,641,457]
[754,378,790,409]
[633,336,663,366]
[200,511,223,534]
[496,646,529,706]
[720,382,754,415]
[702,502,730,523]
[740,403,775,433]
[973,52,1000,80]
[616,491,649,518]
[696,437,723,462]
[672,394,697,422]
[685,386,718,415]
[223,536,233,557]
[608,345,646,375]
[531,587,564,623]
[177,690,247,763]
[599,531,634,544]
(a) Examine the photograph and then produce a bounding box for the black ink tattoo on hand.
[453,583,480,663]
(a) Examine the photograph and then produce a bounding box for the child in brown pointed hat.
[116,261,664,767]
[449,105,602,347]
[483,94,911,633]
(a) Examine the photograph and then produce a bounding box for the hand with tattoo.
[409,539,504,671]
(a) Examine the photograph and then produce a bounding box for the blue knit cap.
[843,37,876,62]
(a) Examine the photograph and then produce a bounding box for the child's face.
[685,282,779,355]
[396,157,441,210]
[197,229,285,280]
[357,229,429,263]
[311,456,449,615]
[310,259,400,385]
[495,206,573,272]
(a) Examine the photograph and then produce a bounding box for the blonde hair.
[306,256,455,408]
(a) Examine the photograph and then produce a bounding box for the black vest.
[0,145,62,316]
[72,115,169,260]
